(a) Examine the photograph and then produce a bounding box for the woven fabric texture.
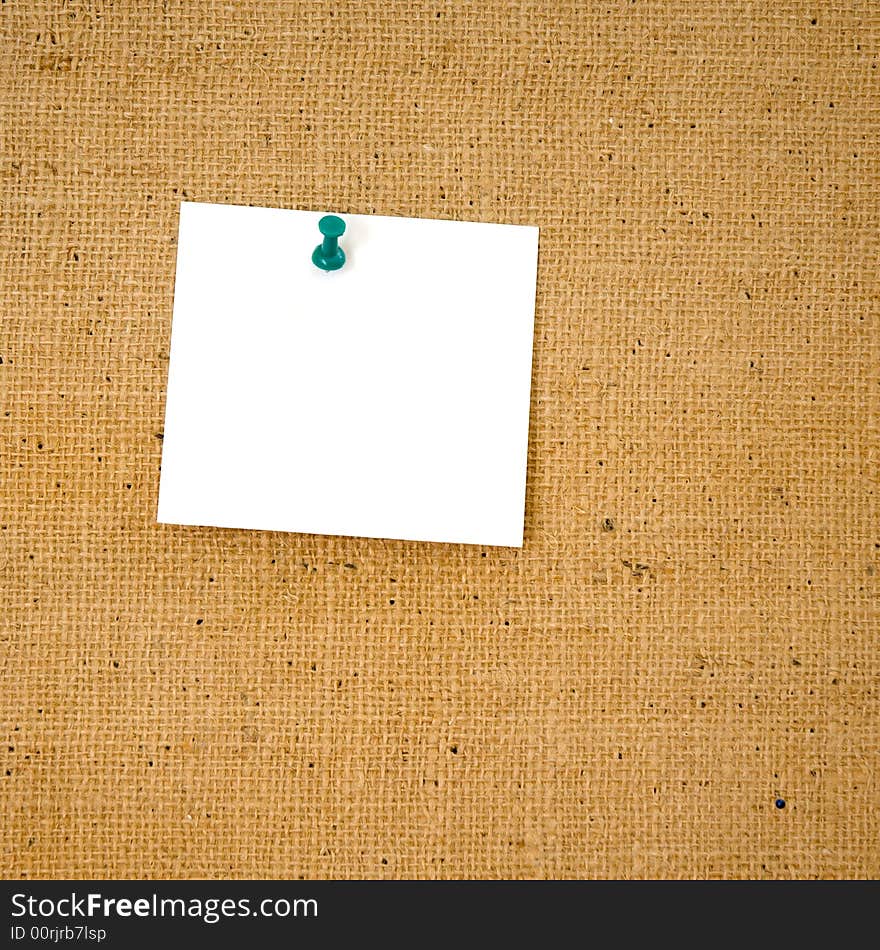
[1,0,878,879]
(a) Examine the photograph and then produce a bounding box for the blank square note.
[157,202,539,547]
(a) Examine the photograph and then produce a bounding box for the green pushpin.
[312,214,346,271]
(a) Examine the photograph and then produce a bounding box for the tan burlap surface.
[1,0,878,879]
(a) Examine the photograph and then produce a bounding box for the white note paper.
[157,202,539,547]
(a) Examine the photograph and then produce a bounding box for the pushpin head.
[312,215,346,271]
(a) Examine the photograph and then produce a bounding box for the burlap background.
[1,0,877,879]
